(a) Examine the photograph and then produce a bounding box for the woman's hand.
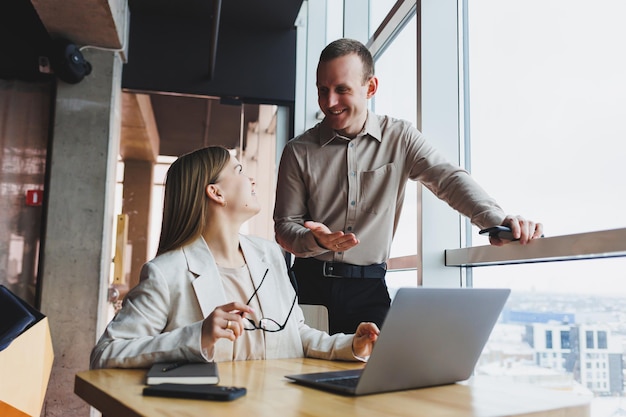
[201,302,254,348]
[351,322,380,360]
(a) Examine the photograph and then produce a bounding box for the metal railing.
[445,228,626,267]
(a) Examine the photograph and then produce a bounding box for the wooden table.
[75,358,590,417]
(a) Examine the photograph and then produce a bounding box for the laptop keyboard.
[318,376,360,388]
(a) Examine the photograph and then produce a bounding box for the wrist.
[351,340,370,362]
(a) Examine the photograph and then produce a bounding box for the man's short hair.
[319,38,375,84]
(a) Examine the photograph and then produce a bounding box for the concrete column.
[122,159,154,290]
[39,48,123,417]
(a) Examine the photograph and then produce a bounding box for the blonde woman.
[91,146,378,369]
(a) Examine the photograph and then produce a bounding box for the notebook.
[146,362,219,385]
[285,287,510,396]
[0,285,44,352]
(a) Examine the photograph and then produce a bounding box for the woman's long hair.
[157,146,231,255]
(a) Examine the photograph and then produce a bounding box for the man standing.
[274,38,542,334]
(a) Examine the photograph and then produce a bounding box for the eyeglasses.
[243,269,297,332]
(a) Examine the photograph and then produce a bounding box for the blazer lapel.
[182,237,227,318]
[183,235,281,324]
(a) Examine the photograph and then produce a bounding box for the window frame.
[423,0,626,279]
[296,0,626,286]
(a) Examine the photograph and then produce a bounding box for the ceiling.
[0,0,303,158]
[149,94,260,157]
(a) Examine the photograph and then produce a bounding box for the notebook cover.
[0,285,44,352]
[146,362,219,385]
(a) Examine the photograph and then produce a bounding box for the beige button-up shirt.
[274,112,506,266]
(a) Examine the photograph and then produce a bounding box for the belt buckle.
[322,262,342,278]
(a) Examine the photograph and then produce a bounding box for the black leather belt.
[295,258,387,279]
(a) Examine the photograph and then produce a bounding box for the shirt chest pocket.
[359,163,397,214]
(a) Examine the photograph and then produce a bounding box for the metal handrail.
[445,228,626,267]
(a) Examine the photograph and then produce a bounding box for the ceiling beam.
[120,93,160,162]
[31,0,127,52]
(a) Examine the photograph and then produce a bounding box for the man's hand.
[304,221,360,252]
[490,215,544,246]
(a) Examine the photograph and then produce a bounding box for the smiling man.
[273,38,543,335]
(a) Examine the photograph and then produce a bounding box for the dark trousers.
[292,258,391,335]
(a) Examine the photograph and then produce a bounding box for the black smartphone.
[479,225,516,241]
[143,384,247,401]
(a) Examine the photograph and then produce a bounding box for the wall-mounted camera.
[49,38,92,84]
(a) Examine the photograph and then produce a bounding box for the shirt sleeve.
[403,125,506,229]
[295,305,362,361]
[89,263,208,369]
[274,142,329,257]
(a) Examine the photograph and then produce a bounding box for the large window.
[370,0,400,34]
[466,0,626,413]
[297,0,624,415]
[467,0,626,237]
[372,12,419,293]
[0,80,52,307]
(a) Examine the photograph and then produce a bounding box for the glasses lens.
[259,318,282,332]
[243,318,258,331]
[243,317,282,332]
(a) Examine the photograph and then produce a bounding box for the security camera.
[49,38,92,84]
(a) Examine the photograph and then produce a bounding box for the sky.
[466,0,626,296]
[370,0,626,296]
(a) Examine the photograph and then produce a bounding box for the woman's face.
[214,155,260,218]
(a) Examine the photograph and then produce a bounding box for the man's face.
[316,53,377,138]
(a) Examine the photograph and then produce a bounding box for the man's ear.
[366,76,379,98]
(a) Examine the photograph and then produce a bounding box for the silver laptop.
[285,287,510,396]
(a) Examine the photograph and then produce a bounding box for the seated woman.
[90,146,379,369]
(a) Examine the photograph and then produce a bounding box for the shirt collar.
[318,110,382,146]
